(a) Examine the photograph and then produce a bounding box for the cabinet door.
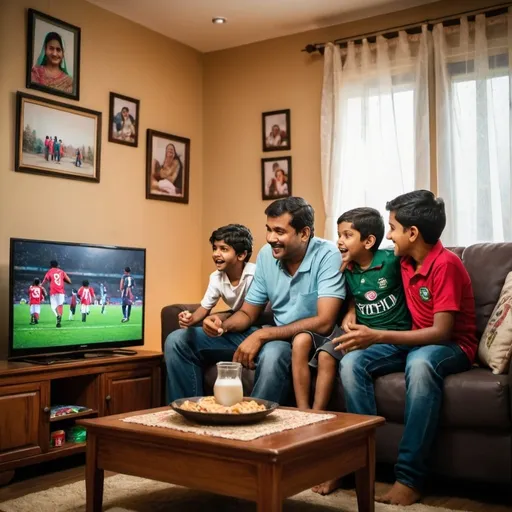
[104,369,155,416]
[0,382,49,463]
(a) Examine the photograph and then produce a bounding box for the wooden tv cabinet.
[0,349,162,485]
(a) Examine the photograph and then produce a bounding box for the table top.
[79,406,384,461]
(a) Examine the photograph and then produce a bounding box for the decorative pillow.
[478,272,512,374]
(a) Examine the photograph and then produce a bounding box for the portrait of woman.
[146,130,190,204]
[26,9,81,100]
[262,109,291,152]
[109,92,140,147]
[261,157,292,200]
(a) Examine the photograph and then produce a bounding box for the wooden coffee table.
[79,407,384,512]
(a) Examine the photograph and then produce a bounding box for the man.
[165,197,346,404]
[120,267,134,322]
[100,282,108,314]
[42,260,71,328]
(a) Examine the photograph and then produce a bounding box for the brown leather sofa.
[161,243,512,485]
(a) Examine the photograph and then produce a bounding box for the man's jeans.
[164,326,292,404]
[339,343,471,490]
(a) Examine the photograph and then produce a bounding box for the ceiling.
[86,0,441,53]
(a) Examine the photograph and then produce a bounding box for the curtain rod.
[301,2,511,54]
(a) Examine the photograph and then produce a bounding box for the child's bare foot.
[375,481,421,506]
[311,478,342,495]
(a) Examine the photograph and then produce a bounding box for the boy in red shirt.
[78,280,95,322]
[42,260,72,328]
[28,278,47,325]
[335,190,477,506]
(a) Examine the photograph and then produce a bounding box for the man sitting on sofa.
[164,196,346,404]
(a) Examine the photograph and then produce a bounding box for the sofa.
[161,243,512,485]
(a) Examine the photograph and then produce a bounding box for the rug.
[0,474,464,512]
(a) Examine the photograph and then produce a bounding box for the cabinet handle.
[43,406,50,413]
[105,395,111,401]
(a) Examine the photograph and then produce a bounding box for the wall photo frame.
[262,109,291,152]
[261,156,292,200]
[108,92,140,148]
[26,8,81,101]
[15,92,101,183]
[146,129,190,204]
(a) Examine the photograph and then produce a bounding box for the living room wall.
[0,0,204,355]
[202,0,500,286]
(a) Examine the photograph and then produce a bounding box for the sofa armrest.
[508,357,512,414]
[161,303,200,350]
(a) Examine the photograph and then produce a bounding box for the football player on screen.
[28,278,47,325]
[119,266,134,323]
[42,260,71,328]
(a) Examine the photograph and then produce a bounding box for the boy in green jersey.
[298,207,411,496]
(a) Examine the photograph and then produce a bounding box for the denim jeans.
[339,343,471,490]
[164,326,292,404]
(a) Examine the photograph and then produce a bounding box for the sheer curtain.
[434,12,512,246]
[321,28,430,241]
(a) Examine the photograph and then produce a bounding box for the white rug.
[0,474,465,512]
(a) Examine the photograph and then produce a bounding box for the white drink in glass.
[214,378,243,406]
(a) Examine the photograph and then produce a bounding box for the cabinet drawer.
[104,369,154,416]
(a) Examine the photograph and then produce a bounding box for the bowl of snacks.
[170,396,278,425]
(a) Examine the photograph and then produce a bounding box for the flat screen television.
[9,238,146,361]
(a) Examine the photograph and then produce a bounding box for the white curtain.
[434,12,512,245]
[321,28,430,241]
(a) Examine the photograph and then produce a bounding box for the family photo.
[15,93,101,182]
[261,156,292,199]
[146,129,190,204]
[109,92,140,147]
[262,109,291,151]
[26,9,81,100]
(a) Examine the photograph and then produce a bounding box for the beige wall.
[202,0,500,285]
[0,0,203,355]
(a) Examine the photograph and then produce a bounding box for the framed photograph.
[26,9,81,101]
[108,92,140,147]
[261,156,292,200]
[146,129,190,204]
[262,109,291,152]
[15,92,101,183]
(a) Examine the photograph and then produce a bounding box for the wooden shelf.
[48,442,86,455]
[50,409,98,422]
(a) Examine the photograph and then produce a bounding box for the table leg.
[355,432,375,512]
[85,433,104,512]
[257,464,282,512]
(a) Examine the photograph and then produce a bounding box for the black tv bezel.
[8,237,146,359]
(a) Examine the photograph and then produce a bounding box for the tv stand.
[0,349,162,486]
[20,348,138,365]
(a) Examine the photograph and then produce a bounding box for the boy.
[337,191,477,506]
[78,280,95,322]
[120,267,134,322]
[28,278,47,325]
[177,224,255,329]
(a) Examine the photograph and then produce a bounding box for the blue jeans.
[164,326,292,404]
[339,343,471,490]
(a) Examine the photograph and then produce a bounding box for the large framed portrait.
[262,109,291,152]
[26,9,81,101]
[108,92,140,148]
[15,92,101,183]
[146,129,190,204]
[261,156,292,200]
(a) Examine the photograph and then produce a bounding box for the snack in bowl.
[179,396,266,414]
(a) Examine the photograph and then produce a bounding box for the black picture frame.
[108,92,140,148]
[146,129,190,204]
[262,109,291,152]
[261,156,292,200]
[15,92,102,183]
[26,8,81,101]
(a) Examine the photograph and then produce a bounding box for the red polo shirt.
[400,241,478,362]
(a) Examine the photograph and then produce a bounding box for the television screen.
[9,238,145,358]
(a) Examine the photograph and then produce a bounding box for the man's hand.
[333,323,380,352]
[178,310,193,329]
[202,314,225,337]
[233,331,264,369]
[341,310,356,332]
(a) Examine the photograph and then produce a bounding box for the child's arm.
[341,298,356,332]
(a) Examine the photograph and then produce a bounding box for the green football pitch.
[12,304,143,349]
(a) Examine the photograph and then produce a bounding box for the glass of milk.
[214,362,243,406]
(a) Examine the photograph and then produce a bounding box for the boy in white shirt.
[178,224,255,328]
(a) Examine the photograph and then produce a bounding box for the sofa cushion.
[374,367,510,429]
[478,272,512,374]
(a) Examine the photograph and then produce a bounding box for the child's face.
[211,240,244,271]
[386,211,412,256]
[337,222,368,265]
